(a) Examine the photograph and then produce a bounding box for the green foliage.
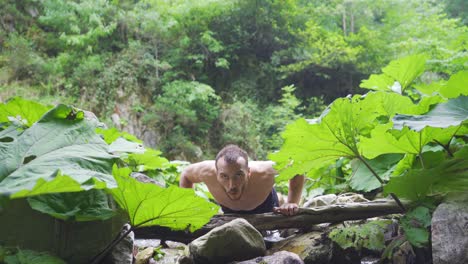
[27,190,115,221]
[400,206,432,247]
[0,97,218,233]
[271,54,468,201]
[0,97,53,126]
[96,127,142,144]
[360,54,427,93]
[144,80,220,160]
[350,154,403,192]
[1,247,66,264]
[393,96,468,130]
[329,220,392,251]
[109,166,219,231]
[0,104,116,198]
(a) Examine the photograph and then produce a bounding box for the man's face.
[216,156,250,201]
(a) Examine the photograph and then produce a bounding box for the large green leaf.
[0,104,117,197]
[360,54,427,92]
[360,124,460,159]
[125,148,170,172]
[96,127,142,144]
[384,158,468,201]
[270,95,383,182]
[0,97,53,127]
[350,154,403,192]
[27,190,115,221]
[109,166,219,232]
[393,96,468,131]
[440,70,468,98]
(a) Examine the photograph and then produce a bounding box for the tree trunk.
[134,199,407,243]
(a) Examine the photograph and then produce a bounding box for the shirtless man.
[179,144,305,216]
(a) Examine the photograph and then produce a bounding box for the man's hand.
[273,203,299,216]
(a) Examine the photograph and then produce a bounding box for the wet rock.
[135,247,154,264]
[189,218,266,264]
[432,197,468,264]
[235,250,304,264]
[268,231,332,264]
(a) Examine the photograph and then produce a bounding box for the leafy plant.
[0,246,66,264]
[270,54,468,249]
[0,102,117,198]
[0,97,219,249]
[329,220,392,251]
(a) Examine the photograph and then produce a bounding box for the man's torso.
[200,161,276,211]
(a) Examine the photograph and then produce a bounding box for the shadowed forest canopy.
[0,0,466,160]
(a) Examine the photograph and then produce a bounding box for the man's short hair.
[215,144,249,169]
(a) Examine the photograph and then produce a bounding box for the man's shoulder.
[249,161,277,176]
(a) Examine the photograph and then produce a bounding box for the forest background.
[0,0,467,161]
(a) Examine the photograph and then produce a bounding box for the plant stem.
[434,139,454,157]
[89,224,134,264]
[357,155,406,212]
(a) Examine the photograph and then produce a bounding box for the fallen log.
[134,199,406,243]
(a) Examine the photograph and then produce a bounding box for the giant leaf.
[125,148,170,172]
[270,92,434,182]
[439,70,468,98]
[270,95,383,181]
[109,166,219,232]
[27,189,115,221]
[360,54,427,92]
[0,97,53,127]
[0,104,117,197]
[384,158,468,201]
[350,154,403,192]
[360,124,461,159]
[393,96,468,131]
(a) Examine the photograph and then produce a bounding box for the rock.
[135,247,154,264]
[154,248,186,264]
[304,193,369,208]
[304,194,337,208]
[268,231,332,264]
[432,198,468,264]
[392,241,415,264]
[189,218,266,264]
[104,224,134,264]
[235,251,304,264]
[134,239,161,249]
[131,172,165,187]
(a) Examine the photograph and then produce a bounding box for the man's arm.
[179,160,215,188]
[274,175,305,216]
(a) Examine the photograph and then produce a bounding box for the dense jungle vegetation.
[0,0,467,161]
[0,0,468,263]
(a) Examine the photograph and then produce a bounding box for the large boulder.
[189,218,266,263]
[432,196,468,264]
[235,251,304,264]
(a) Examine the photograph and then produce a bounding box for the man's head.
[215,145,250,201]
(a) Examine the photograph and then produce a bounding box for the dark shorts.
[221,188,279,214]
